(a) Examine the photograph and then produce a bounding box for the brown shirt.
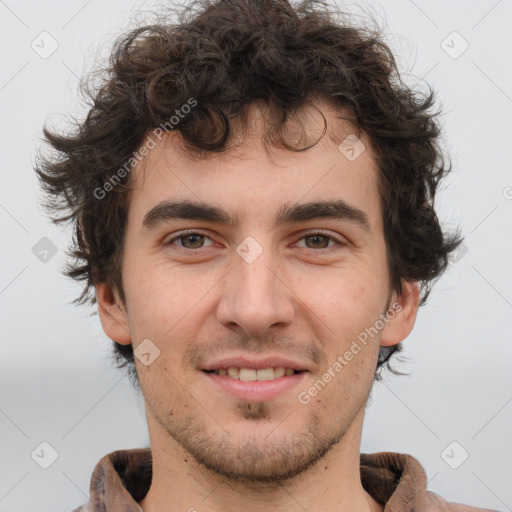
[70,448,500,512]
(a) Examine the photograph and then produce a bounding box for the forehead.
[126,100,382,231]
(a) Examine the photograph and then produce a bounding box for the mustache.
[183,332,323,369]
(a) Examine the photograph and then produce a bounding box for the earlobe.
[380,281,420,347]
[95,282,132,345]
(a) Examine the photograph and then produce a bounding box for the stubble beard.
[154,397,358,487]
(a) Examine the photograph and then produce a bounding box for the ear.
[380,280,420,347]
[95,282,131,345]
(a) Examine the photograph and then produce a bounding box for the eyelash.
[166,229,346,251]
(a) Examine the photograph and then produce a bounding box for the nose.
[215,244,295,337]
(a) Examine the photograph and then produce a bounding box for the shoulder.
[69,503,95,512]
[426,490,502,512]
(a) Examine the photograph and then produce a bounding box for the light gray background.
[0,0,511,511]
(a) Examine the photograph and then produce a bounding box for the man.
[35,0,499,510]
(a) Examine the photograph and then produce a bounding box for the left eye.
[166,231,343,250]
[295,232,341,250]
[167,232,214,249]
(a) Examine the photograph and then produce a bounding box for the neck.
[139,409,383,512]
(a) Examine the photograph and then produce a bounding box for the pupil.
[184,234,203,248]
[307,235,328,249]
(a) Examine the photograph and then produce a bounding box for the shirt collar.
[72,448,449,512]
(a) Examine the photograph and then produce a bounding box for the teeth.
[213,366,298,380]
[274,367,286,378]
[255,368,274,381]
[239,368,257,381]
[227,367,240,379]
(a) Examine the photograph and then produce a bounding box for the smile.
[204,367,302,381]
[202,368,307,401]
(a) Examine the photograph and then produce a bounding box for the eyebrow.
[142,199,372,233]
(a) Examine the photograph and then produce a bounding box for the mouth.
[201,367,308,401]
[202,367,305,381]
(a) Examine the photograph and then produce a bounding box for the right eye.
[166,231,215,250]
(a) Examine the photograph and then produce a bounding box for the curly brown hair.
[35,0,461,389]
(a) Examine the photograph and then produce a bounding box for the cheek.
[320,276,380,328]
[124,256,179,315]
[306,353,375,425]
[311,276,384,373]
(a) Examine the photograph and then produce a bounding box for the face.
[97,100,418,483]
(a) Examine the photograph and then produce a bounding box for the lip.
[202,370,307,401]
[201,355,311,371]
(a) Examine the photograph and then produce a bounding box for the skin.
[96,99,420,512]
